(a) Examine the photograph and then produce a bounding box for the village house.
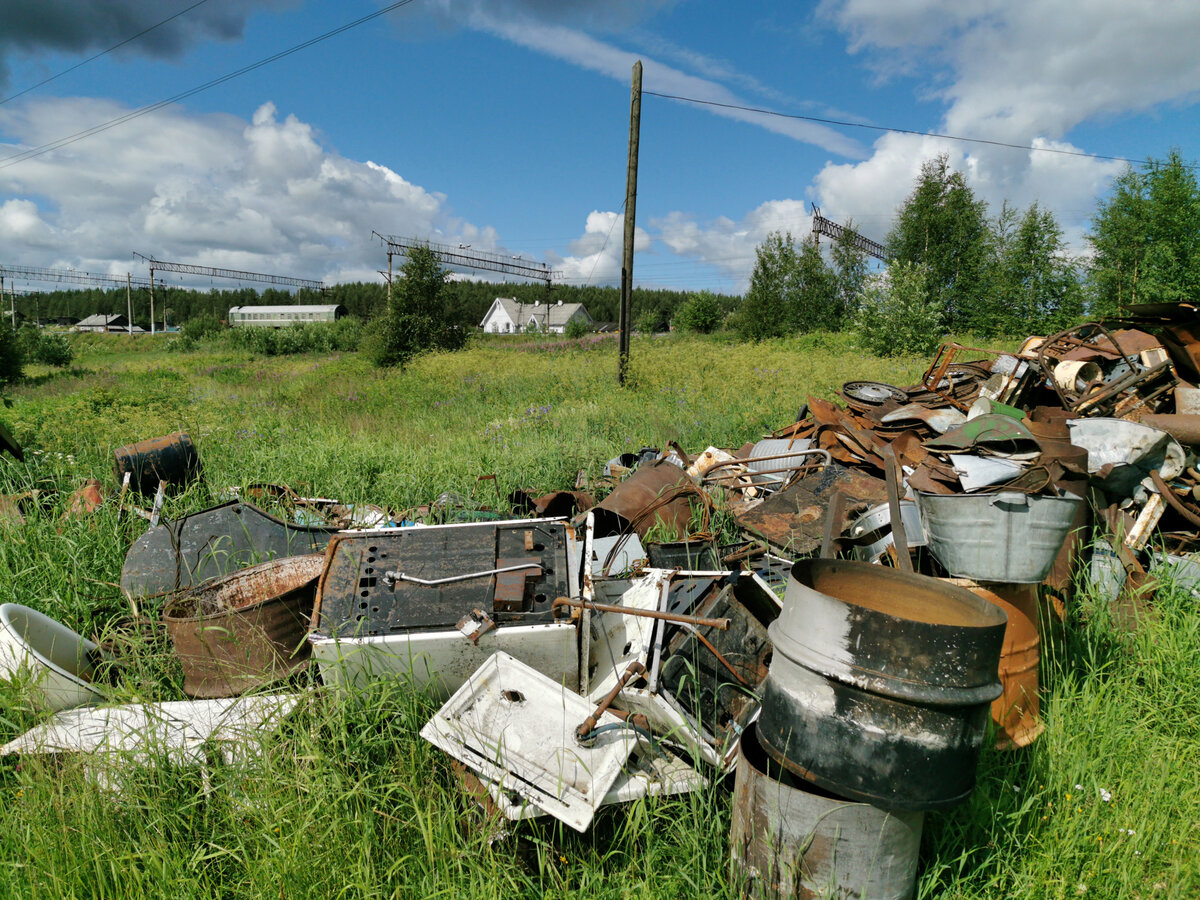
[479,297,592,334]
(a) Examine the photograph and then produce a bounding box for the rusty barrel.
[163,554,323,698]
[757,559,1006,810]
[113,431,202,496]
[730,727,924,900]
[947,578,1043,750]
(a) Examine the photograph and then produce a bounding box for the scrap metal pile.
[5,302,1200,898]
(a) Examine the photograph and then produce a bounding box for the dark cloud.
[0,0,294,91]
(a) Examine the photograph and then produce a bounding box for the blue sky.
[2,0,1200,295]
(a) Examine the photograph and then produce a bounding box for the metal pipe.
[676,622,750,686]
[577,661,644,738]
[701,449,831,481]
[382,562,541,587]
[551,597,730,630]
[1150,469,1200,528]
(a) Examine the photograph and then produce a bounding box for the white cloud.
[546,210,651,284]
[469,14,865,158]
[0,98,487,285]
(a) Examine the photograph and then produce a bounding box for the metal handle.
[383,562,541,587]
[988,491,1028,508]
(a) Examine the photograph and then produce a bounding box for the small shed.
[228,305,347,328]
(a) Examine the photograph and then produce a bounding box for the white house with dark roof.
[479,297,592,334]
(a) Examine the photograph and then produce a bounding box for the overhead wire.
[0,0,215,107]
[0,0,420,170]
[643,89,1196,171]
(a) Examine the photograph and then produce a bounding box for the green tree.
[887,154,991,330]
[854,262,943,357]
[1089,150,1200,315]
[737,231,799,341]
[791,234,838,332]
[370,245,466,368]
[830,220,869,327]
[673,290,723,334]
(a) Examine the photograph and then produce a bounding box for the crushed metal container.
[163,554,323,698]
[758,559,1006,810]
[121,501,336,599]
[916,489,1085,583]
[731,728,924,900]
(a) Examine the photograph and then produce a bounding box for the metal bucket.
[113,431,202,496]
[916,490,1085,583]
[758,559,1006,810]
[163,554,323,698]
[946,578,1043,749]
[730,727,924,900]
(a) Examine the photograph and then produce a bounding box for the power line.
[0,0,214,107]
[643,90,1191,171]
[0,0,420,171]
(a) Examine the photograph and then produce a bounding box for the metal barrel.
[757,559,1006,810]
[730,727,924,900]
[162,554,323,698]
[113,431,202,496]
[946,578,1043,750]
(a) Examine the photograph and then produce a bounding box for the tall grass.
[0,333,1196,898]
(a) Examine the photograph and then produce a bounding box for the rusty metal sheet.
[734,462,888,556]
[121,501,336,599]
[312,521,568,636]
[591,460,694,540]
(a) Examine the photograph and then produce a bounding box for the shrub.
[181,314,224,343]
[854,262,944,357]
[564,317,591,339]
[673,290,723,334]
[16,325,73,367]
[0,326,21,386]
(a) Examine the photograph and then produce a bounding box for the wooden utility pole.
[386,251,393,309]
[126,273,133,335]
[618,60,642,386]
[149,267,156,335]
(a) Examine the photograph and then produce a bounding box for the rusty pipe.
[577,661,645,739]
[1150,469,1200,528]
[677,623,751,687]
[552,596,730,630]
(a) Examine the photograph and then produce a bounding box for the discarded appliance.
[113,431,202,496]
[163,554,323,698]
[476,741,705,824]
[1,694,299,790]
[579,567,781,771]
[758,560,1006,810]
[309,520,580,696]
[946,578,1043,749]
[420,652,638,833]
[121,500,336,599]
[730,728,924,900]
[590,531,647,577]
[917,489,1086,583]
[0,603,108,711]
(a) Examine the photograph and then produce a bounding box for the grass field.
[0,331,1197,899]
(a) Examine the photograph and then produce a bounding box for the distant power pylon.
[373,232,561,287]
[810,205,890,262]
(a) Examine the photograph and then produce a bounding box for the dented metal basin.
[0,604,107,711]
[731,727,924,900]
[163,554,323,698]
[757,559,1006,810]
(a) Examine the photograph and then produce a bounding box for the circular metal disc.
[842,381,908,405]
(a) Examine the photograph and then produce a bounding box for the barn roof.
[228,305,344,314]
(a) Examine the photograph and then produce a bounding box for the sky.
[2,0,1200,298]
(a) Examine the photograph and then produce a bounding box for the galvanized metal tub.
[113,431,202,496]
[758,559,1006,810]
[946,578,1043,750]
[730,727,924,900]
[916,489,1085,583]
[0,604,106,710]
[163,554,323,698]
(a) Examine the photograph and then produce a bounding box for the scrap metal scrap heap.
[6,302,1200,898]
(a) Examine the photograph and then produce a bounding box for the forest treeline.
[8,278,736,334]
